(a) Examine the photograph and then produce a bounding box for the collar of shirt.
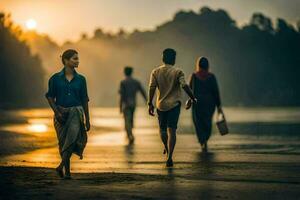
[58,67,79,80]
[58,67,79,78]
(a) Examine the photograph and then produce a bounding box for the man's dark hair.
[61,49,78,65]
[124,66,133,76]
[198,57,209,70]
[162,48,176,65]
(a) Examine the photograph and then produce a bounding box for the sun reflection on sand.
[0,120,51,135]
[27,123,48,133]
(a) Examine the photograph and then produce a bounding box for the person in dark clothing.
[119,66,147,144]
[186,57,223,152]
[46,49,90,179]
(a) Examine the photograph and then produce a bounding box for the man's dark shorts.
[157,103,181,130]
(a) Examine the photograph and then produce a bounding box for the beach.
[0,107,300,199]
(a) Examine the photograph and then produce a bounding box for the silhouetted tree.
[94,28,105,38]
[81,33,88,40]
[117,28,126,37]
[0,13,45,108]
[250,13,274,32]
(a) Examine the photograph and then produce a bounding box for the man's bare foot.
[55,167,64,178]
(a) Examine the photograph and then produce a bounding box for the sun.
[25,19,37,30]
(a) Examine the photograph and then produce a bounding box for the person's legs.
[160,129,168,154]
[166,104,181,167]
[167,127,176,161]
[124,107,134,143]
[192,107,206,145]
[201,118,212,152]
[62,149,72,178]
[130,107,135,142]
[195,117,209,152]
[198,108,214,152]
[193,107,211,153]
[54,118,65,177]
[57,158,64,171]
[57,152,64,169]
[131,107,135,128]
[56,156,64,178]
[157,109,168,154]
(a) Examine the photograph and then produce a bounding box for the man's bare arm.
[147,86,156,116]
[147,86,156,105]
[139,84,147,102]
[182,84,196,102]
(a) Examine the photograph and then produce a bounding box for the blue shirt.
[45,68,89,107]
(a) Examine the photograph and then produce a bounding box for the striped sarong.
[54,106,87,159]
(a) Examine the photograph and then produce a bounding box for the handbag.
[216,111,229,135]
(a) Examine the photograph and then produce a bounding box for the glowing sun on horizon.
[25,19,37,30]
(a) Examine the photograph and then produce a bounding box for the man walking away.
[147,48,197,167]
[119,66,147,144]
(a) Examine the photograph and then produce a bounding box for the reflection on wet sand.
[197,152,215,175]
[0,107,300,177]
[0,123,49,135]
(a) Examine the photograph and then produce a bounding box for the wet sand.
[1,163,300,200]
[1,107,300,199]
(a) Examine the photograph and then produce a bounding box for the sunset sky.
[0,0,299,44]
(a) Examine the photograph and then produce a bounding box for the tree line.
[1,7,300,107]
